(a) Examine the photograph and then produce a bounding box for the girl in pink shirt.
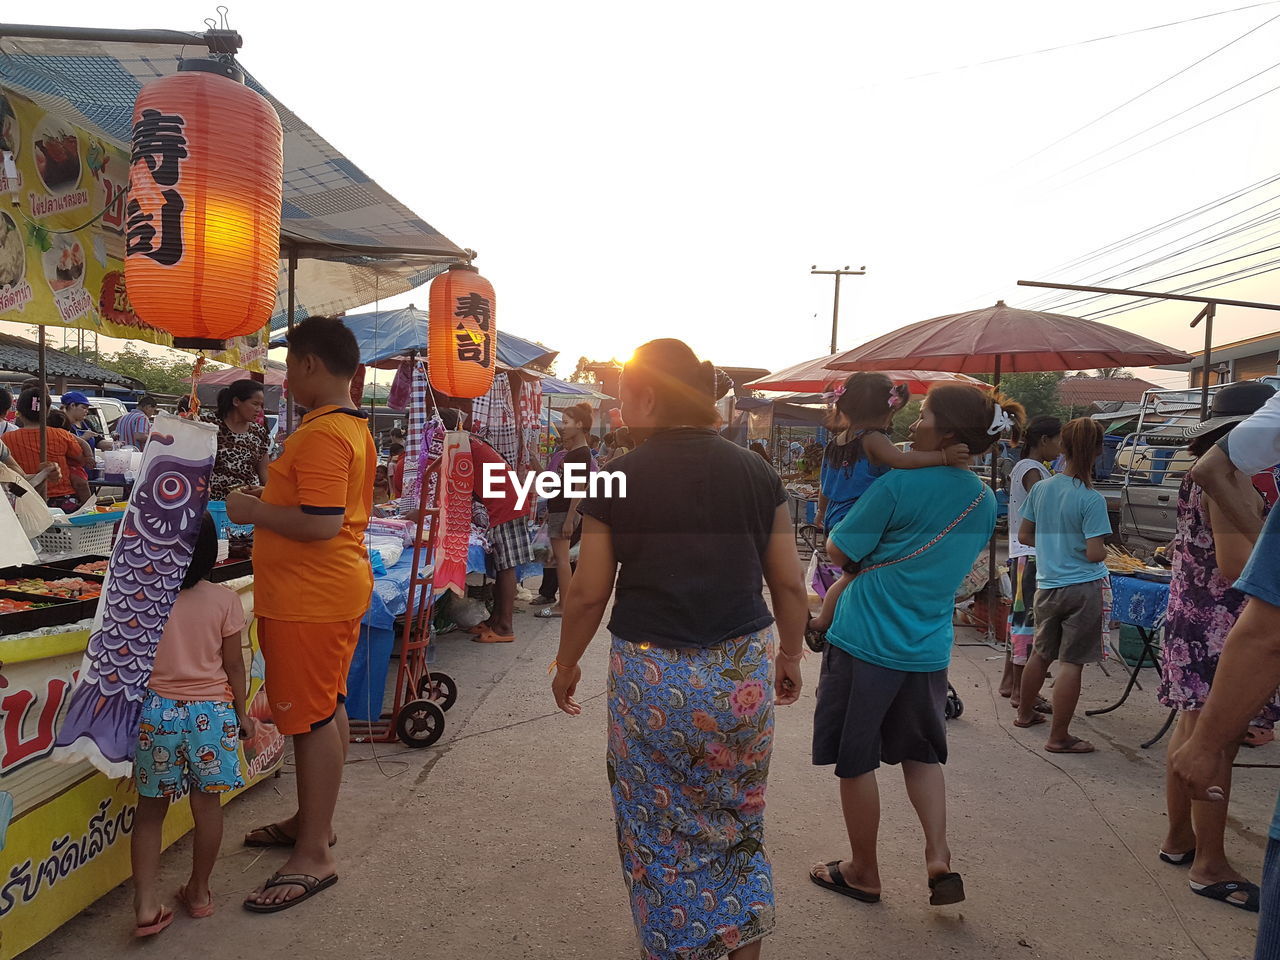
[131,512,252,936]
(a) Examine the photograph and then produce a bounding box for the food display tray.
[210,559,253,583]
[0,589,97,633]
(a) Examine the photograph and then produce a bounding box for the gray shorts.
[812,646,948,779]
[1033,579,1106,665]
[546,510,579,540]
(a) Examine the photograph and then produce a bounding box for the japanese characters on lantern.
[429,264,497,398]
[125,59,283,347]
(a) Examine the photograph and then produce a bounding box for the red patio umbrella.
[829,300,1191,644]
[830,301,1192,376]
[746,354,986,394]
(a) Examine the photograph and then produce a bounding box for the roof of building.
[0,333,138,387]
[1058,375,1162,407]
[1155,331,1280,371]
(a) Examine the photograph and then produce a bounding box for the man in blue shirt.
[1173,390,1280,952]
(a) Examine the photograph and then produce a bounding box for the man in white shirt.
[1173,385,1280,955]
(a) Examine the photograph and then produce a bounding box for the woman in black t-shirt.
[550,339,807,960]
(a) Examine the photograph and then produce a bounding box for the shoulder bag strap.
[855,489,987,579]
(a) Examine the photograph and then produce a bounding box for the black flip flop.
[243,873,339,914]
[1190,879,1260,912]
[929,872,966,906]
[809,861,880,903]
[1158,848,1195,867]
[243,823,337,848]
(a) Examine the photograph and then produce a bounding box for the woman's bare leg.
[902,760,951,878]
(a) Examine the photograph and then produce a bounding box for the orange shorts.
[258,616,362,736]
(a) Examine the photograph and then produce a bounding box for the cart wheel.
[395,699,445,748]
[417,672,458,712]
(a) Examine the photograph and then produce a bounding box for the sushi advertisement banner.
[0,580,283,959]
[0,86,268,372]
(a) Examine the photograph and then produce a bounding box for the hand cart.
[351,454,458,748]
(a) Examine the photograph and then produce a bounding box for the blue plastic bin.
[207,500,254,538]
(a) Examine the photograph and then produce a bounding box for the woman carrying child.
[131,512,253,936]
[808,373,971,646]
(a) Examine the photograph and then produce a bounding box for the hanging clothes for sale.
[387,357,414,412]
[398,359,431,514]
[52,415,217,778]
[435,430,474,597]
[471,372,519,468]
[517,377,543,471]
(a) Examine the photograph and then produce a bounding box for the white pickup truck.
[1105,377,1280,548]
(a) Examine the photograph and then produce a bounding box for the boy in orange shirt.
[227,316,375,913]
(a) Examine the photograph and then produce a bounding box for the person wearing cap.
[1156,381,1279,913]
[60,391,113,452]
[1172,380,1280,958]
[116,396,159,449]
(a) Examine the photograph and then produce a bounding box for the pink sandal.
[177,884,215,919]
[134,906,174,938]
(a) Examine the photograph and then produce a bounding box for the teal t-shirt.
[1019,473,1111,589]
[827,467,996,673]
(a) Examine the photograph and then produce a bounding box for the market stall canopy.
[0,331,138,387]
[746,354,986,394]
[272,305,557,370]
[831,301,1193,374]
[538,374,611,399]
[735,396,827,425]
[0,37,467,323]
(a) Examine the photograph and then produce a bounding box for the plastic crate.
[36,520,117,558]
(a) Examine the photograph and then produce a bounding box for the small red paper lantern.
[125,59,284,348]
[428,264,497,399]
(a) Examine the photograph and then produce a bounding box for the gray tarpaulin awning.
[0,37,467,323]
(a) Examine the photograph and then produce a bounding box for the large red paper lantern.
[125,59,283,348]
[428,264,497,399]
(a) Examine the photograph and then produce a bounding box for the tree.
[565,356,611,384]
[1095,367,1134,379]
[975,371,1067,420]
[891,398,922,443]
[68,343,215,395]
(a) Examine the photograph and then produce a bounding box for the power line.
[1082,254,1280,320]
[1018,10,1280,165]
[1047,59,1280,186]
[902,2,1280,81]
[1058,71,1280,188]
[1020,171,1280,284]
[1023,199,1280,310]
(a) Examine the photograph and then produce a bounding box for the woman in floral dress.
[1159,380,1280,912]
[551,339,808,960]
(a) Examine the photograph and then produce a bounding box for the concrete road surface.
[38,607,1272,960]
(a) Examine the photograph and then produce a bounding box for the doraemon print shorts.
[134,690,244,800]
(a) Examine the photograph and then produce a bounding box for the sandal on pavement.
[929,872,966,906]
[1158,848,1196,867]
[243,873,339,914]
[134,906,174,938]
[177,884,215,919]
[808,861,880,903]
[244,823,337,848]
[463,623,488,635]
[1190,879,1260,912]
[534,607,562,619]
[472,627,516,643]
[1013,714,1046,728]
[1045,737,1095,754]
[1032,697,1053,715]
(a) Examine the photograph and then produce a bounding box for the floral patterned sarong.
[607,629,776,960]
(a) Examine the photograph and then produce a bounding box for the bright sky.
[11,0,1280,390]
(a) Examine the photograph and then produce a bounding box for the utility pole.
[811,265,866,355]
